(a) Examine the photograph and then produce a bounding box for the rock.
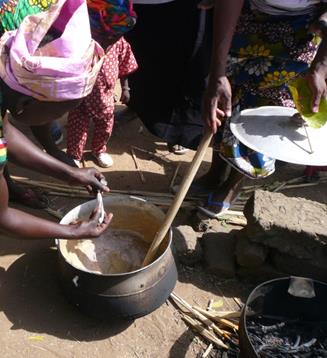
[236,233,268,268]
[271,250,327,282]
[244,190,327,259]
[173,225,203,265]
[202,232,236,278]
[237,263,285,284]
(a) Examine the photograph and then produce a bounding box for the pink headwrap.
[0,0,105,102]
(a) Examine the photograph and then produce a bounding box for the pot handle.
[288,276,316,299]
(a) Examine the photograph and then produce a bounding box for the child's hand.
[198,0,214,10]
[120,89,130,104]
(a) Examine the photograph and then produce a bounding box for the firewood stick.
[47,192,90,198]
[170,293,231,339]
[182,314,229,350]
[220,217,247,226]
[193,306,239,331]
[11,177,211,200]
[11,177,76,188]
[169,162,181,189]
[130,147,146,183]
[215,210,245,217]
[282,182,325,189]
[201,311,241,320]
[131,145,171,163]
[202,343,213,358]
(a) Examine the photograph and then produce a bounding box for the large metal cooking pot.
[239,277,327,357]
[56,195,177,320]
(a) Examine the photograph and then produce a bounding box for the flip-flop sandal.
[197,193,231,219]
[10,188,50,209]
[168,144,189,155]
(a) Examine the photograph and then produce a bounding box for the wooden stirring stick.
[142,130,213,267]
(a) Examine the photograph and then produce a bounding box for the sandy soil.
[0,109,326,358]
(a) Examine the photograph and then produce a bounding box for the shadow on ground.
[0,248,132,342]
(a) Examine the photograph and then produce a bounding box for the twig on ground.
[182,314,229,350]
[202,343,213,358]
[170,293,231,340]
[130,147,146,183]
[131,145,171,163]
[232,298,243,310]
[193,306,239,331]
[169,162,182,190]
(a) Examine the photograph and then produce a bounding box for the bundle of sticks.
[170,293,241,357]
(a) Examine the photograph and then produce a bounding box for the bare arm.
[307,10,327,112]
[4,116,108,192]
[0,174,111,239]
[203,0,244,133]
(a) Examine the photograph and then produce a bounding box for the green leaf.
[288,77,327,129]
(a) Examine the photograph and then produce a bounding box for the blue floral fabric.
[218,3,319,178]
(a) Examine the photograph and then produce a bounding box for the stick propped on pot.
[142,130,213,267]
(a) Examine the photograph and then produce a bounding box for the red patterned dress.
[67,37,138,160]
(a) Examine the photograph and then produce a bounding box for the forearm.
[310,11,327,76]
[4,117,74,182]
[311,39,327,76]
[208,0,244,82]
[0,175,78,239]
[0,207,78,239]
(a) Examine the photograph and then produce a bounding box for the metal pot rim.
[55,195,173,277]
[240,276,327,357]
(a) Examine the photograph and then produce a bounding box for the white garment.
[251,0,327,15]
[133,0,175,4]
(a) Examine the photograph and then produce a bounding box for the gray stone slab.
[202,232,236,278]
[173,225,203,266]
[236,233,268,268]
[244,190,327,259]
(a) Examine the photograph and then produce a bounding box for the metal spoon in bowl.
[97,178,107,224]
[97,191,105,224]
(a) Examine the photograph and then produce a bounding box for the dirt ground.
[0,108,326,358]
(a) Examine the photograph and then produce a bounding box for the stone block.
[237,263,285,284]
[202,232,236,278]
[271,250,327,283]
[244,190,327,259]
[173,225,203,266]
[236,233,268,268]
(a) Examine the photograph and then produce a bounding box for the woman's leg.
[203,167,245,214]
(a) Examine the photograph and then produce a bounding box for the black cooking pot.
[56,195,177,320]
[239,277,327,357]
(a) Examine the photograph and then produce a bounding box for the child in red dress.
[66,1,138,167]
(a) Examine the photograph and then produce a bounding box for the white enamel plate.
[230,106,327,166]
